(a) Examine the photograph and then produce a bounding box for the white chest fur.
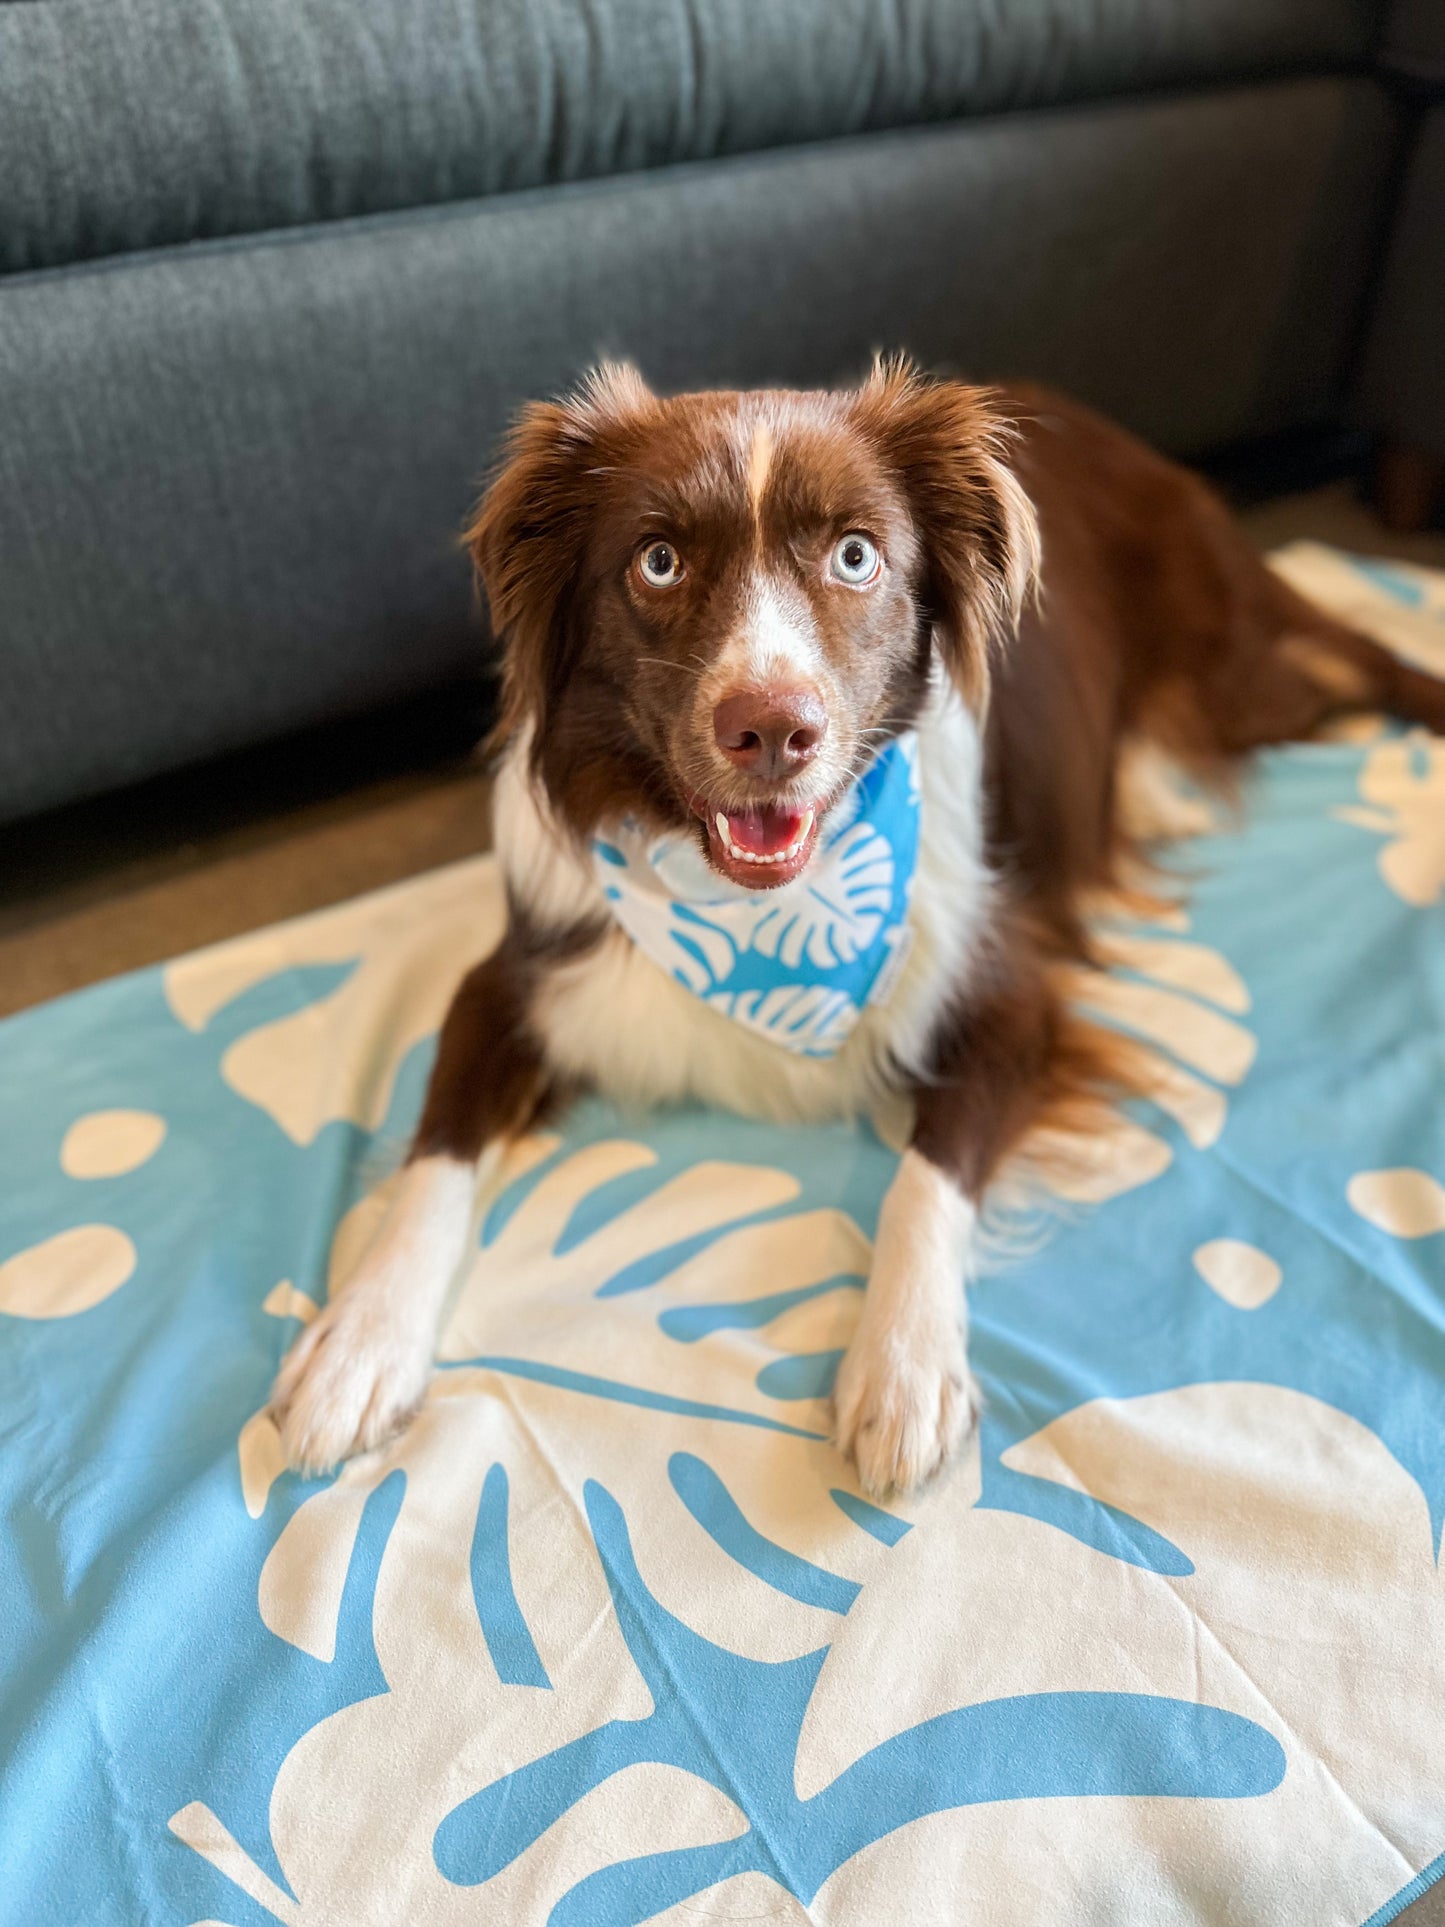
[496,680,991,1125]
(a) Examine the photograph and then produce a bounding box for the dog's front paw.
[833,1310,980,1499]
[270,1296,432,1476]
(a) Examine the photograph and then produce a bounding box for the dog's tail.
[1232,565,1445,748]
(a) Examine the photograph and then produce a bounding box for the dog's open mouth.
[694,800,821,888]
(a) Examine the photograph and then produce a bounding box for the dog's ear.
[853,356,1039,713]
[467,362,656,755]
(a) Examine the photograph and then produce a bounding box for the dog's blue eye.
[830,532,880,586]
[637,540,683,588]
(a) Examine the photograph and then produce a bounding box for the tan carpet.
[0,764,492,1017]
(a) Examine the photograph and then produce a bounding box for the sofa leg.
[1374,439,1444,534]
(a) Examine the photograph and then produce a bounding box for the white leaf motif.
[602,883,740,995]
[750,824,895,971]
[1334,732,1445,907]
[708,985,858,1055]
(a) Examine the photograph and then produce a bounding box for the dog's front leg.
[834,963,1055,1497]
[833,1146,982,1498]
[272,938,547,1474]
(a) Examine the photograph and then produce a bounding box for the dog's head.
[469,357,1038,889]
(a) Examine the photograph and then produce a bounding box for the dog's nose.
[713,686,827,779]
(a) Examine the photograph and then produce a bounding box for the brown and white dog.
[272,358,1445,1496]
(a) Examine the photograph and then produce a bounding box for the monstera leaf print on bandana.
[593,734,920,1058]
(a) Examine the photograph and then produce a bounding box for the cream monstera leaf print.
[3,544,1445,1925]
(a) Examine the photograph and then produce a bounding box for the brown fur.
[991,385,1445,954]
[423,362,1445,1214]
[409,906,599,1161]
[915,382,1445,1190]
[463,359,1032,851]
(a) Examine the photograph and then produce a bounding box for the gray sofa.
[1,0,1440,827]
[1362,2,1445,487]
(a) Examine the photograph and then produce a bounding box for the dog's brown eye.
[637,540,684,588]
[830,532,881,586]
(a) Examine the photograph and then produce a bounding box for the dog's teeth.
[717,807,817,867]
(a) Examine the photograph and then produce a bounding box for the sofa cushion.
[1382,0,1445,86]
[0,0,1377,276]
[1360,105,1445,456]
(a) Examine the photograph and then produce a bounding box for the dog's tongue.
[724,806,805,856]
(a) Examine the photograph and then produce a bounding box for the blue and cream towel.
[0,544,1443,1925]
[593,732,921,1057]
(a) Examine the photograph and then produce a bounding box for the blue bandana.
[592,733,921,1057]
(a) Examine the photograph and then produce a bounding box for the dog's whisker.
[635,657,705,679]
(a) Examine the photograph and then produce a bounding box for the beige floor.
[0,760,494,1017]
[3,482,1444,1021]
